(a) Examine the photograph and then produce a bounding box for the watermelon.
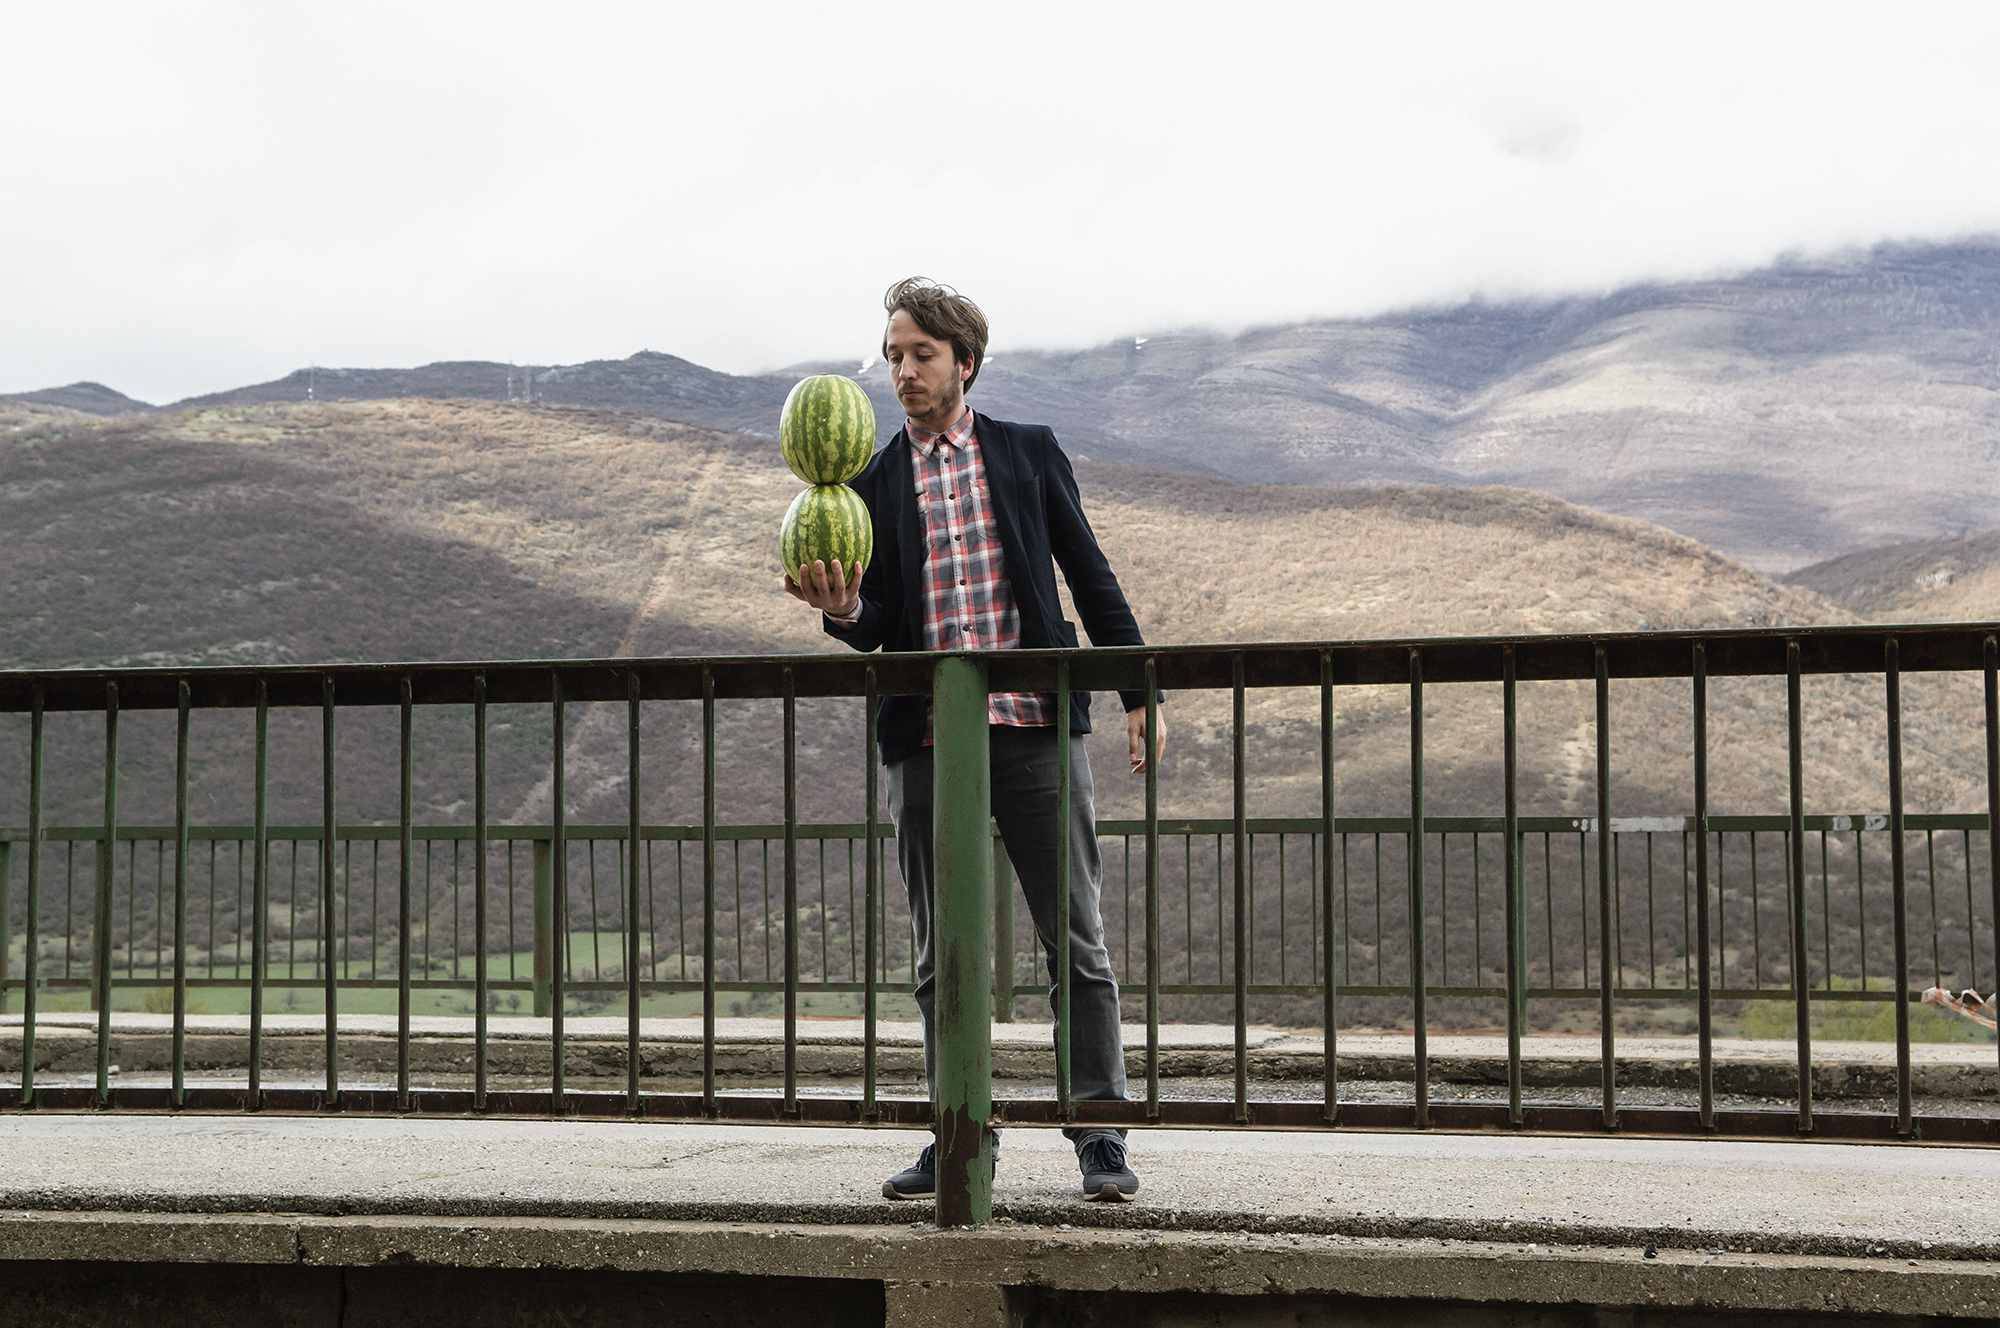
[780,483,873,585]
[779,374,876,484]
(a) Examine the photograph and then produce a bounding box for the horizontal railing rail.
[3,622,1999,1225]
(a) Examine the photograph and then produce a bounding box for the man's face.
[884,309,971,426]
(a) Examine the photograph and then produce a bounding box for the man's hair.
[883,277,989,393]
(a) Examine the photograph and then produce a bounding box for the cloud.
[5,1,2000,402]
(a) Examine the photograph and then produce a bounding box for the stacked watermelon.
[778,374,875,587]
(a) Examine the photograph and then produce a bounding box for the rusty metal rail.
[3,624,2000,1226]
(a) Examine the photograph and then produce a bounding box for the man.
[785,277,1164,1203]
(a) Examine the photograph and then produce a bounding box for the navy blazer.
[824,411,1153,767]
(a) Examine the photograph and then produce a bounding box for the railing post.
[532,837,554,1018]
[932,654,992,1229]
[992,834,1015,1024]
[0,840,11,1015]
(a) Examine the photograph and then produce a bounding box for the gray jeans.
[887,724,1127,1148]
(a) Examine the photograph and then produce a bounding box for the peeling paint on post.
[932,654,992,1229]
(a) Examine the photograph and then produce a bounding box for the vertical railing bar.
[20,686,43,1106]
[475,673,490,1111]
[1440,833,1448,987]
[1232,651,1249,1124]
[1925,830,1942,989]
[1751,833,1763,989]
[1961,828,1975,992]
[1645,832,1656,989]
[248,681,267,1109]
[1595,644,1615,1130]
[1320,650,1337,1125]
[340,841,351,983]
[95,680,116,1106]
[1985,633,1999,1087]
[1543,832,1554,996]
[322,675,339,1104]
[1503,645,1523,1125]
[589,842,603,981]
[864,666,879,1120]
[1682,831,1692,990]
[1612,831,1622,993]
[397,675,413,1110]
[702,665,717,1117]
[783,667,799,1118]
[1821,831,1834,992]
[626,669,642,1115]
[1718,833,1728,990]
[208,840,218,983]
[451,841,460,982]
[1787,639,1813,1133]
[1187,832,1196,987]
[1473,832,1482,988]
[1145,658,1161,1120]
[172,679,190,1107]
[1374,832,1383,987]
[1856,828,1867,991]
[1055,656,1073,1120]
[1886,637,1913,1134]
[1694,642,1712,1128]
[1278,834,1287,986]
[1408,646,1428,1129]
[553,669,569,1109]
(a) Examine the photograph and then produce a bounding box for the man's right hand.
[784,559,862,619]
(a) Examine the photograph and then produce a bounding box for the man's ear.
[960,356,974,384]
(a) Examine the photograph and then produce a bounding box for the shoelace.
[1079,1136,1126,1175]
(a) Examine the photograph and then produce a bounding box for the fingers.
[1127,707,1168,773]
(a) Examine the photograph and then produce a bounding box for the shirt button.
[954,534,962,541]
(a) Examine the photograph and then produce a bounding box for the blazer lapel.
[972,413,1030,574]
[886,430,925,635]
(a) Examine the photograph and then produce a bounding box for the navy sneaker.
[1078,1134,1138,1201]
[881,1135,1000,1200]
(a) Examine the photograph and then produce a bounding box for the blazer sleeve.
[1039,432,1160,714]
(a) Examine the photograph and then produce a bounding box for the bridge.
[2,625,1998,1323]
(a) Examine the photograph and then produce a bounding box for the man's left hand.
[1127,707,1167,774]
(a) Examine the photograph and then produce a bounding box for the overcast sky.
[6,2,2000,404]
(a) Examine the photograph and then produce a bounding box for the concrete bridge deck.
[1,1112,1998,1323]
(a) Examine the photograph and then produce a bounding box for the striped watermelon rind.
[779,375,876,485]
[779,483,873,584]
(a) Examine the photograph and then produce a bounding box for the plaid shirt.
[909,408,1050,734]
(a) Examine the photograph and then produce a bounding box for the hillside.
[15,239,1997,575]
[1785,528,2000,623]
[9,399,1998,1030]
[6,396,1986,837]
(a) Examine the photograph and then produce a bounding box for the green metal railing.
[2,624,1999,1228]
[4,814,1989,1012]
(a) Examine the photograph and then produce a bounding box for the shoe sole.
[1086,1182,1136,1202]
[882,1183,933,1200]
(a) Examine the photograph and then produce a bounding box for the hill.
[1784,528,2000,623]
[6,396,1981,831]
[24,239,1998,575]
[5,398,1994,1026]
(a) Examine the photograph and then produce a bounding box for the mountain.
[0,382,155,415]
[21,239,2000,573]
[163,351,791,436]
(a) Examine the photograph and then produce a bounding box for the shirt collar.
[907,406,975,457]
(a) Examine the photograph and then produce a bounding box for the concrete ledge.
[4,1019,1993,1099]
[0,1211,1995,1320]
